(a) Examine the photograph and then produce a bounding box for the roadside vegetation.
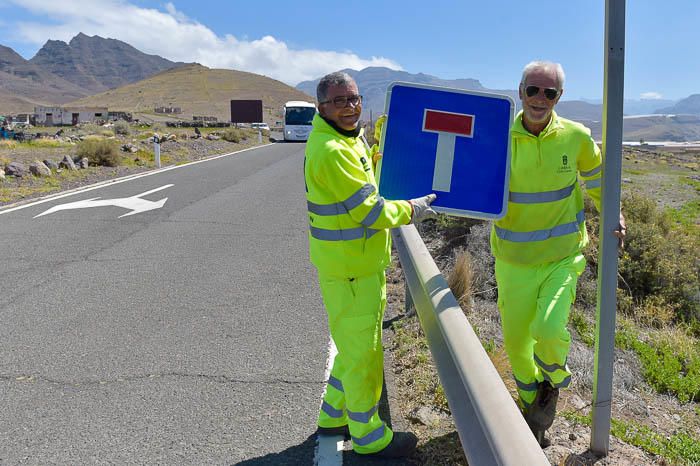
[0,122,268,206]
[561,410,700,465]
[387,146,700,465]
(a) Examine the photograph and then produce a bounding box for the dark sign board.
[230,100,263,123]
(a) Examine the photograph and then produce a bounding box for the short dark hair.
[317,71,355,103]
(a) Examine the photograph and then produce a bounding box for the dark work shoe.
[533,429,552,448]
[524,381,559,447]
[316,425,349,438]
[369,431,418,458]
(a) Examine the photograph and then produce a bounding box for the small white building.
[34,106,109,126]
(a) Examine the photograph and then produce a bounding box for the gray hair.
[520,61,566,90]
[317,71,355,103]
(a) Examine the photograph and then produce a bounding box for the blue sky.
[1,0,697,101]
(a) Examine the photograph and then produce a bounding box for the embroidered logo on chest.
[557,154,573,174]
[360,157,370,172]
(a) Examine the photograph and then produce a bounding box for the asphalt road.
[0,141,329,464]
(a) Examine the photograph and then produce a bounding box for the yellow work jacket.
[490,111,602,265]
[305,114,412,278]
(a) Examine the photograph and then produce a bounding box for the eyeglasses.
[320,94,363,108]
[524,85,560,100]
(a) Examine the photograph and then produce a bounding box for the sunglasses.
[524,85,560,100]
[320,94,363,109]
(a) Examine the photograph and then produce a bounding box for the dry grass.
[66,64,314,123]
[487,346,517,397]
[447,250,474,309]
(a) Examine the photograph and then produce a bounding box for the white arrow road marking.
[34,184,173,219]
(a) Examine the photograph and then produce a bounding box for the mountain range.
[0,34,185,112]
[296,68,700,121]
[1,33,699,140]
[297,68,700,141]
[29,33,185,94]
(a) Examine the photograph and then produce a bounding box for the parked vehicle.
[283,101,315,142]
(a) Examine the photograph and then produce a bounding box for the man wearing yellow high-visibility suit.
[305,71,436,458]
[491,61,626,447]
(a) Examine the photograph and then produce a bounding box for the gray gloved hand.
[409,193,437,223]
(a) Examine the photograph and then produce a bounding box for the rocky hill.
[656,94,700,115]
[0,44,90,109]
[67,63,314,123]
[28,33,185,94]
[0,34,187,113]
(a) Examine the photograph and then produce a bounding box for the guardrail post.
[404,274,414,314]
[153,135,161,168]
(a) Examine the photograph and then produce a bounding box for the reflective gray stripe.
[542,372,572,389]
[307,200,346,216]
[515,378,539,392]
[534,354,568,374]
[361,198,385,227]
[310,226,365,241]
[321,401,344,419]
[347,404,378,424]
[580,165,602,177]
[585,178,601,189]
[366,228,380,238]
[352,423,386,446]
[307,184,375,216]
[495,209,585,243]
[520,397,533,410]
[328,375,344,392]
[345,184,375,211]
[509,183,575,204]
[554,374,572,388]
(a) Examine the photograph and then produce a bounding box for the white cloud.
[640,92,663,100]
[6,0,402,85]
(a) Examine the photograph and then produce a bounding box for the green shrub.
[561,411,700,464]
[616,320,700,403]
[221,128,244,143]
[584,192,699,329]
[113,121,130,136]
[76,138,122,167]
[570,308,595,346]
[619,192,699,326]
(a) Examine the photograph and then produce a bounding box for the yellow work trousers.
[317,271,393,454]
[495,253,585,410]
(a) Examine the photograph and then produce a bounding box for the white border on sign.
[421,108,475,138]
[380,81,515,220]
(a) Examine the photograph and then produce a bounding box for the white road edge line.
[0,142,276,216]
[314,337,343,466]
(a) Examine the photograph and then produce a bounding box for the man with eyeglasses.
[304,71,436,458]
[491,61,625,447]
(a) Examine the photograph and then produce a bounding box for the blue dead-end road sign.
[378,82,514,219]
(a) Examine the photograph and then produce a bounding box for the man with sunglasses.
[304,71,435,458]
[491,61,626,447]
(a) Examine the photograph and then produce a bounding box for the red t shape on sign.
[422,109,475,192]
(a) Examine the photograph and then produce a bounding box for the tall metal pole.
[591,0,625,455]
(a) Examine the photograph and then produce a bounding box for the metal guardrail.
[392,224,549,466]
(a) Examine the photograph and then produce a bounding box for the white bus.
[283,101,316,141]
